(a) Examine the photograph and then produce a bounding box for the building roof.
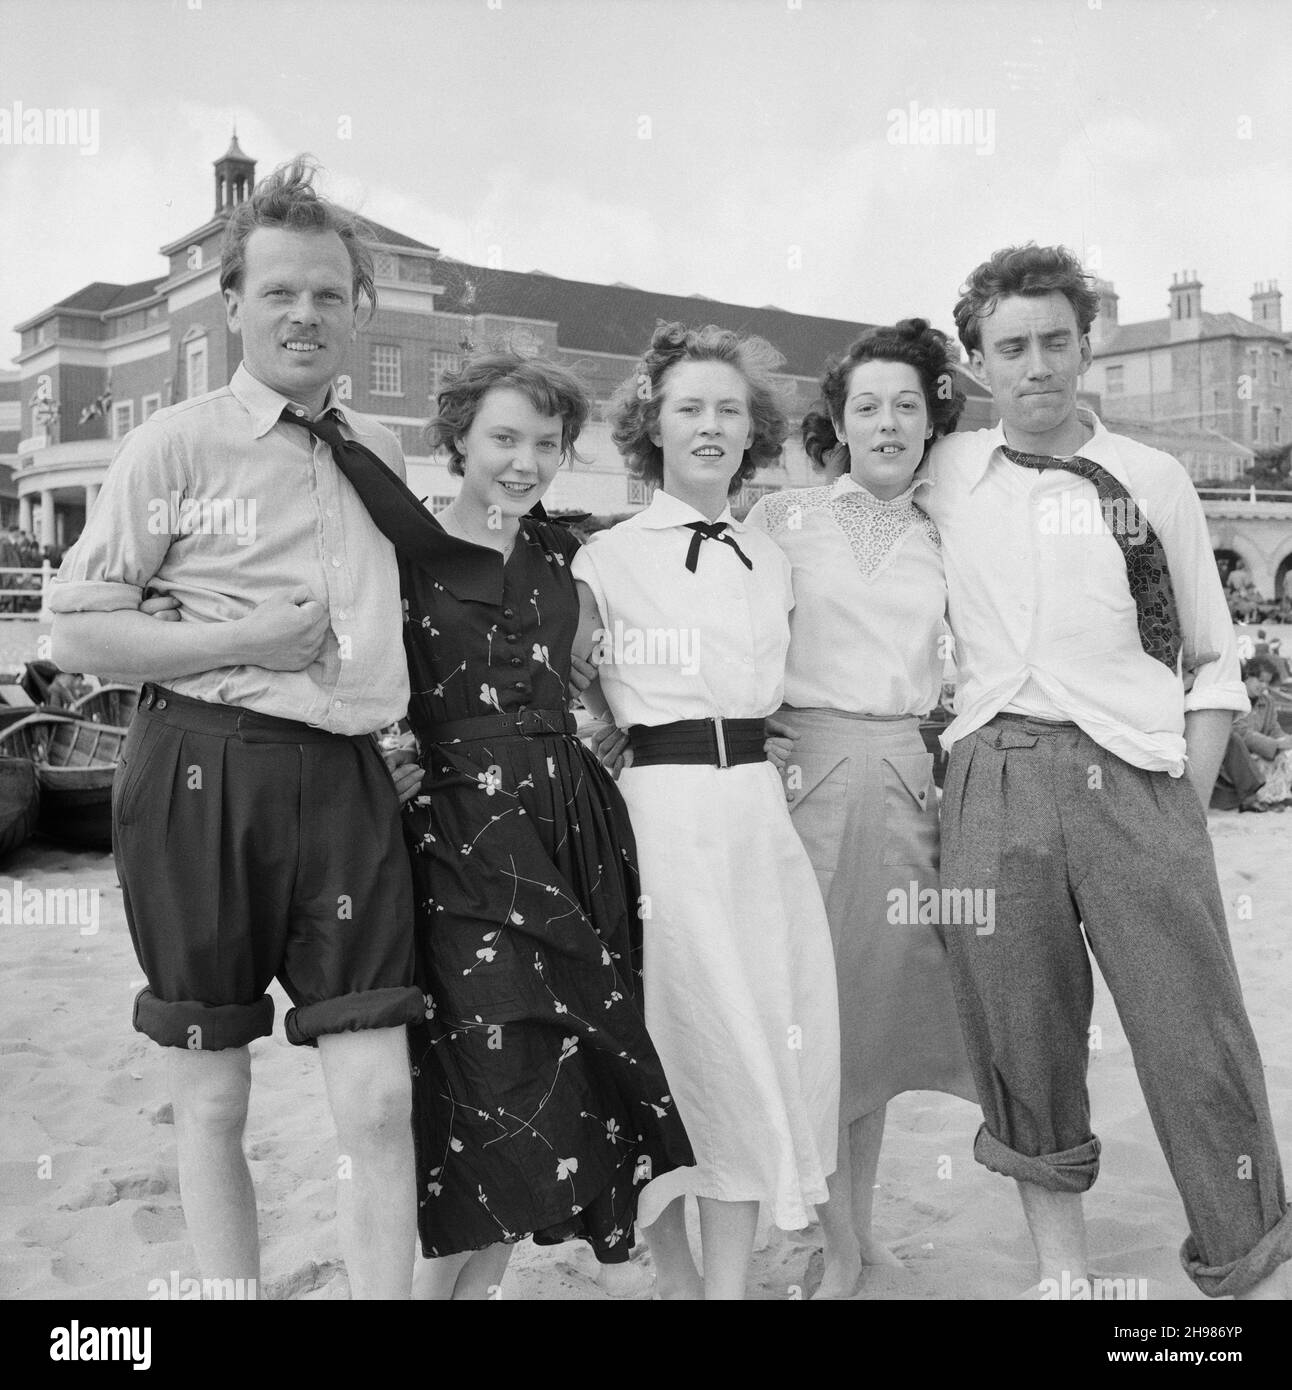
[362,219,438,254]
[1096,311,1289,355]
[52,279,166,315]
[1105,416,1255,457]
[433,257,928,380]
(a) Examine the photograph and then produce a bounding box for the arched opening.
[1213,547,1243,585]
[1275,552,1292,612]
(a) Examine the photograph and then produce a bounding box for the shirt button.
[786,791,796,803]
[333,699,344,709]
[337,610,348,621]
[506,633,519,644]
[155,697,168,710]
[510,657,522,667]
[503,608,515,619]
[513,682,527,691]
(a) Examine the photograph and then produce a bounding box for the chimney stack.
[1168,270,1203,341]
[1250,280,1283,334]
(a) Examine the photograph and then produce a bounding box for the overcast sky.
[2,0,1289,365]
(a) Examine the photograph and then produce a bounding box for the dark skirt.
[405,727,694,1262]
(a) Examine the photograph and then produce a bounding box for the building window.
[429,495,455,514]
[371,344,402,396]
[111,400,135,439]
[1276,408,1283,445]
[1105,365,1124,396]
[185,339,208,399]
[1272,353,1282,386]
[373,253,398,280]
[1251,405,1260,441]
[141,393,161,421]
[429,351,461,400]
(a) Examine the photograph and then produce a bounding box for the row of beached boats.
[0,678,138,857]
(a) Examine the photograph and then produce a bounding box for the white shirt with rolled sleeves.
[921,408,1248,776]
[47,363,409,735]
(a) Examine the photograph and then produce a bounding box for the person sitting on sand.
[922,242,1292,1299]
[1233,656,1292,808]
[48,157,425,1299]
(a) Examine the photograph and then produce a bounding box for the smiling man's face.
[224,226,357,415]
[970,290,1092,450]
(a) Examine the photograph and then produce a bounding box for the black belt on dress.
[628,717,767,769]
[420,708,577,743]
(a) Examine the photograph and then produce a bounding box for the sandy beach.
[1,619,1289,1302]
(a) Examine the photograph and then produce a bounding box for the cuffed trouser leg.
[942,717,1291,1297]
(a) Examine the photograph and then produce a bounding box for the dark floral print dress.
[399,513,693,1263]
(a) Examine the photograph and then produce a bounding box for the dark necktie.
[279,405,448,557]
[683,520,753,574]
[999,443,1182,671]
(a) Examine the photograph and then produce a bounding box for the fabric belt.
[420,708,577,744]
[137,684,371,745]
[628,717,767,769]
[990,712,1077,730]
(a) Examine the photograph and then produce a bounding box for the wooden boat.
[0,756,40,859]
[67,684,140,727]
[0,714,124,850]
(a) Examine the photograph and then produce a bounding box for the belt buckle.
[712,716,729,769]
[516,708,550,738]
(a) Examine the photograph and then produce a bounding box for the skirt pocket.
[880,751,939,869]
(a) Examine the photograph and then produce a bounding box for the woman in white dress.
[745,319,977,1298]
[571,322,840,1300]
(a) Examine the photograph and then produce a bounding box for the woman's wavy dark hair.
[607,322,789,496]
[426,347,591,475]
[800,318,965,470]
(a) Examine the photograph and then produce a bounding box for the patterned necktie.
[999,443,1182,671]
[683,520,753,574]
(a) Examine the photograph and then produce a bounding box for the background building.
[11,139,994,550]
[1087,272,1291,477]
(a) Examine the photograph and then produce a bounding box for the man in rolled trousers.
[921,243,1291,1298]
[50,157,424,1298]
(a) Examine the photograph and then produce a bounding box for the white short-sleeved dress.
[572,489,840,1231]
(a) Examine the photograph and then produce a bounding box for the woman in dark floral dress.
[371,351,692,1300]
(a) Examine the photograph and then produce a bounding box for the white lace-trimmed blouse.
[744,473,946,717]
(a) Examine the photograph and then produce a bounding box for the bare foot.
[810,1252,862,1300]
[598,1260,652,1299]
[856,1235,903,1269]
[652,1270,703,1300]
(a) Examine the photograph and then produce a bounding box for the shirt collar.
[229,363,369,441]
[830,471,930,506]
[966,407,1134,492]
[635,488,741,530]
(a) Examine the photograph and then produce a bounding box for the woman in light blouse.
[746,318,977,1299]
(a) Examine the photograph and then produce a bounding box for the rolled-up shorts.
[115,684,424,1050]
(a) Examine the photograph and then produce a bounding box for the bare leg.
[411,1249,470,1300]
[318,1027,415,1300]
[1017,1182,1087,1297]
[697,1197,759,1301]
[643,1196,703,1300]
[811,1122,861,1300]
[167,1047,259,1294]
[849,1106,901,1267]
[451,1243,513,1300]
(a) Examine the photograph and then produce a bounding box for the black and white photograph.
[1,0,1290,1352]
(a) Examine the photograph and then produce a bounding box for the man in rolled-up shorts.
[50,157,424,1299]
[922,243,1291,1299]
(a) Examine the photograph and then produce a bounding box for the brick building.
[1087,272,1291,480]
[10,137,992,547]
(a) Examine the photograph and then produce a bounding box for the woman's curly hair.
[426,347,591,475]
[607,322,790,496]
[801,318,965,470]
